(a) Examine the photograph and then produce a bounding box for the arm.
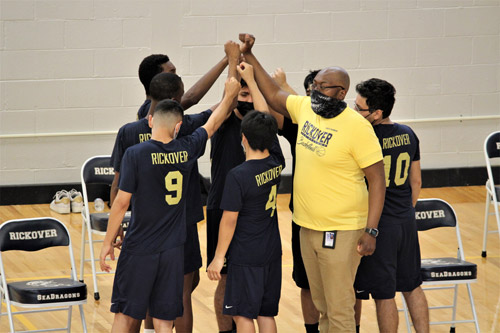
[99,189,132,272]
[270,67,297,128]
[207,210,239,281]
[202,77,241,138]
[239,33,291,117]
[181,55,229,111]
[237,62,268,112]
[358,160,386,256]
[110,172,119,206]
[409,160,422,207]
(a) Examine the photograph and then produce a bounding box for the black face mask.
[310,90,346,119]
[237,101,254,117]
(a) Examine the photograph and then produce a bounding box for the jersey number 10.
[383,152,410,187]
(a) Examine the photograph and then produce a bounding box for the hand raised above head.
[224,40,241,60]
[225,77,241,98]
[272,67,287,86]
[237,62,254,81]
[238,33,255,54]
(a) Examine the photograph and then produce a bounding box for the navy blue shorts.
[111,246,184,320]
[206,208,228,274]
[223,258,282,319]
[291,220,310,289]
[184,222,202,274]
[354,219,422,300]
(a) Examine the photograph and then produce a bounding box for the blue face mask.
[310,90,346,118]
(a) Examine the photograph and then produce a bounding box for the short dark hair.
[240,78,248,88]
[154,99,184,119]
[303,69,321,92]
[139,54,170,96]
[241,111,278,152]
[356,78,396,118]
[149,73,183,102]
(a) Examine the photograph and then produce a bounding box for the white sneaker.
[50,190,71,214]
[69,189,83,213]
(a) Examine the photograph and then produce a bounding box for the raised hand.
[238,33,255,54]
[224,40,241,62]
[225,77,241,98]
[272,67,287,87]
[237,62,255,82]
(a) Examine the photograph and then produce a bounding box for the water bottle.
[94,198,105,212]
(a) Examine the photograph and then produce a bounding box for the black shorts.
[111,246,184,320]
[206,208,228,274]
[223,258,282,319]
[291,220,310,289]
[354,220,422,300]
[184,222,202,274]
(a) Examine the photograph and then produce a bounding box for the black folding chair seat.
[90,212,130,232]
[421,257,477,282]
[8,278,87,305]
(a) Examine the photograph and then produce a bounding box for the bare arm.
[358,160,386,256]
[109,172,119,207]
[207,210,239,281]
[409,160,422,207]
[202,77,241,138]
[99,190,131,272]
[270,67,298,128]
[239,33,290,118]
[181,55,229,110]
[237,62,268,112]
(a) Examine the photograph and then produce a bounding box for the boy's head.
[151,99,184,137]
[241,111,278,152]
[355,78,396,122]
[304,69,321,96]
[149,73,184,105]
[139,54,176,96]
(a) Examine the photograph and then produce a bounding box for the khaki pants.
[300,227,364,333]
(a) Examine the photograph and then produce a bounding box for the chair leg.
[80,220,86,282]
[401,293,412,332]
[78,304,88,333]
[493,197,500,242]
[86,224,100,301]
[67,305,72,332]
[466,283,480,332]
[5,299,16,333]
[482,193,490,257]
[450,284,459,332]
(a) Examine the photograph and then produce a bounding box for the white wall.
[0,0,499,186]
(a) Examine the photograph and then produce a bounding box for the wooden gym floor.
[0,185,498,332]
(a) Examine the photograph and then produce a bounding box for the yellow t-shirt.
[286,95,383,231]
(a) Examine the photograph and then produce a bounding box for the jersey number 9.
[165,171,183,205]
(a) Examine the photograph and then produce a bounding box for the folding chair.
[79,155,130,301]
[0,217,87,332]
[482,131,500,258]
[401,198,479,332]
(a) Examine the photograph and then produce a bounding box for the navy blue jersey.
[137,99,151,119]
[110,110,212,224]
[220,137,285,266]
[119,128,208,255]
[206,112,246,210]
[374,123,420,225]
[278,117,298,212]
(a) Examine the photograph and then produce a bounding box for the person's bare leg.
[374,298,398,333]
[301,288,320,324]
[257,316,277,333]
[111,313,141,333]
[144,312,154,331]
[354,299,362,327]
[152,318,173,333]
[403,287,429,333]
[215,274,233,331]
[234,315,255,333]
[174,272,194,332]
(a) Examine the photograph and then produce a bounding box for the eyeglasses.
[353,103,373,112]
[310,83,345,91]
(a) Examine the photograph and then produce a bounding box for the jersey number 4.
[383,152,410,187]
[165,171,183,205]
[265,185,277,217]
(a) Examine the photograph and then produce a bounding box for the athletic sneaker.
[69,189,83,213]
[49,190,71,214]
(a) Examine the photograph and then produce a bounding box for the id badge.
[323,231,337,249]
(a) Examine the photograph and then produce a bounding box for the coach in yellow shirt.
[240,33,386,332]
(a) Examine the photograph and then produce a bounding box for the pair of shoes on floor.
[50,189,83,214]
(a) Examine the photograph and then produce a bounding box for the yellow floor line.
[6,273,97,282]
[1,303,37,331]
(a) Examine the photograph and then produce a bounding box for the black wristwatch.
[365,227,379,238]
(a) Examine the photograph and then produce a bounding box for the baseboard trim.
[0,166,498,206]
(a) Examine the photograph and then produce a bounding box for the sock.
[356,324,360,333]
[144,330,155,333]
[305,322,319,333]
